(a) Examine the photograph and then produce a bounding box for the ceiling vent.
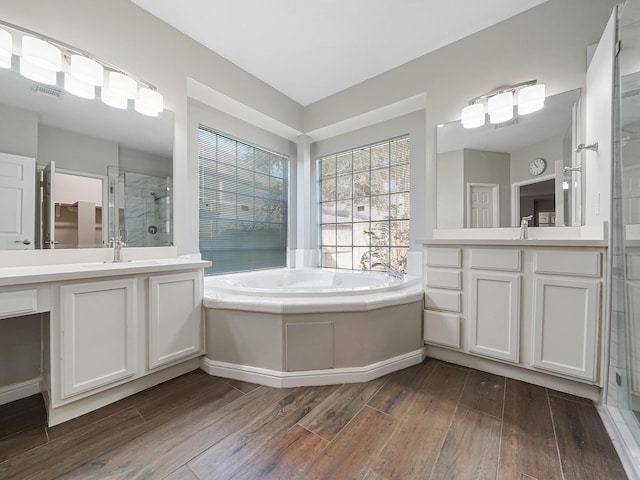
[31,83,63,98]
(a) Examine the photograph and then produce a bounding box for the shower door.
[608,0,640,467]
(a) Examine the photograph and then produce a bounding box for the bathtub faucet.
[371,262,405,279]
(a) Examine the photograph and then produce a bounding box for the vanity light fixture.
[0,26,11,68]
[101,86,128,109]
[135,87,164,116]
[69,54,103,86]
[64,72,95,99]
[0,19,164,116]
[461,103,485,129]
[107,71,137,99]
[488,91,514,124]
[19,59,57,85]
[461,80,545,129]
[21,36,62,72]
[517,83,545,115]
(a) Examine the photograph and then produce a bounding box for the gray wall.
[436,150,464,229]
[119,147,171,178]
[0,103,37,158]
[510,134,564,184]
[38,125,118,175]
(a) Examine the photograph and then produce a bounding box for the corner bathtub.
[201,268,426,388]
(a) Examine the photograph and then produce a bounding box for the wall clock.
[528,157,547,176]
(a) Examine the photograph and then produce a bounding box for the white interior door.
[0,153,35,250]
[467,183,499,228]
[42,161,56,249]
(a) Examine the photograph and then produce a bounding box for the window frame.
[317,135,410,272]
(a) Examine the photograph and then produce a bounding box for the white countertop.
[0,257,211,287]
[416,239,608,247]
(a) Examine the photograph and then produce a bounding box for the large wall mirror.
[436,89,582,229]
[0,56,173,250]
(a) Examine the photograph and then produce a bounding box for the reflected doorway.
[511,175,556,227]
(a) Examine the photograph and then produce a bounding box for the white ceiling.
[130,0,550,106]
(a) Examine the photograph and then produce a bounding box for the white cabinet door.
[469,273,520,363]
[60,279,137,398]
[148,271,203,369]
[533,277,599,381]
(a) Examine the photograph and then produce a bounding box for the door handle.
[44,240,59,245]
[15,239,31,245]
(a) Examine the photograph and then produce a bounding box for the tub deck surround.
[202,268,425,387]
[418,236,608,400]
[0,247,210,426]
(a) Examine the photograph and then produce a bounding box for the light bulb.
[488,91,514,124]
[70,55,104,86]
[19,59,57,84]
[461,103,485,129]
[518,84,545,115]
[135,87,163,116]
[21,36,61,72]
[107,71,137,99]
[64,73,95,99]
[101,87,128,109]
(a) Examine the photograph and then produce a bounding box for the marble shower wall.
[119,171,172,247]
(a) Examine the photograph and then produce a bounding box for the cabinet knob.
[15,239,31,245]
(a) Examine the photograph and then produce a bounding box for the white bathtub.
[201,267,425,388]
[205,267,416,297]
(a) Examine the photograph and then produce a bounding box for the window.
[198,126,288,275]
[318,135,410,272]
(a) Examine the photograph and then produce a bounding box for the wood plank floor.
[0,358,628,480]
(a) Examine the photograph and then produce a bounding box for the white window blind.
[198,126,288,275]
[318,135,410,272]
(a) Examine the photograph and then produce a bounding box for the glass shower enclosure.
[607,0,640,475]
[108,167,173,247]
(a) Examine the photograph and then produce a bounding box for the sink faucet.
[109,235,126,262]
[371,262,405,279]
[520,215,533,239]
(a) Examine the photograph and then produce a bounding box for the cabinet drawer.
[425,269,461,290]
[425,248,461,268]
[425,290,461,313]
[534,251,601,277]
[471,249,521,272]
[424,310,460,348]
[0,289,38,318]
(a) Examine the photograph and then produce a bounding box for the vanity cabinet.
[59,279,137,398]
[148,271,203,369]
[421,243,606,389]
[51,271,204,403]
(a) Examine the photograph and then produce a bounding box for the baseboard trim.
[426,345,601,400]
[597,404,640,480]
[46,358,200,426]
[200,347,427,388]
[0,377,41,406]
